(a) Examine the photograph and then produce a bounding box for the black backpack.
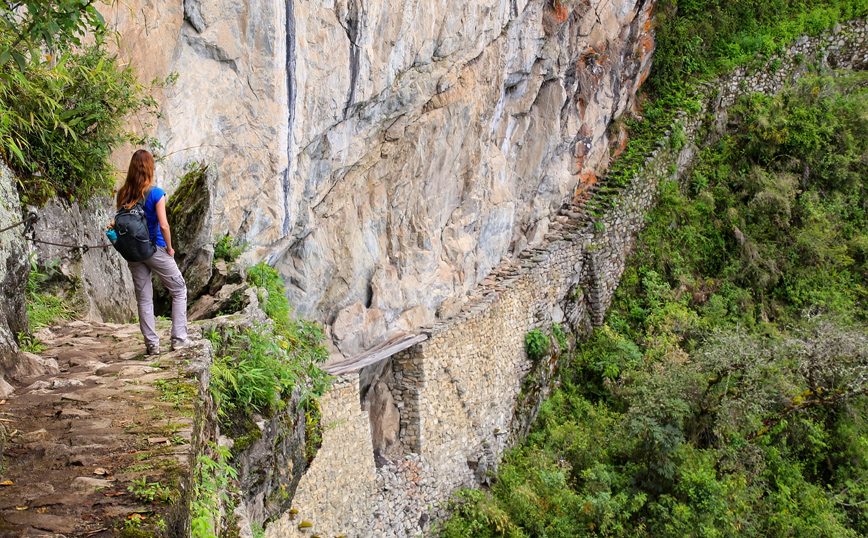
[113,186,157,262]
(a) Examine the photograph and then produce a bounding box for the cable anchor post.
[22,211,38,241]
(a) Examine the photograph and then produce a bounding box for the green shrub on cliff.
[0,23,158,205]
[0,0,108,71]
[622,72,868,325]
[213,233,246,263]
[525,329,550,363]
[0,44,157,205]
[207,262,331,421]
[24,257,76,329]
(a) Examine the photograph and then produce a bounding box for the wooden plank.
[325,332,428,375]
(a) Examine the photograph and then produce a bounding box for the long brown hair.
[116,149,155,209]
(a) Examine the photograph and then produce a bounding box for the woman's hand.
[166,246,175,257]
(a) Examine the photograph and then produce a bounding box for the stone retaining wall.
[266,375,377,537]
[266,19,868,538]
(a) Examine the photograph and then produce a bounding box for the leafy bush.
[0,32,158,205]
[210,328,311,416]
[624,73,868,326]
[0,0,107,71]
[127,476,173,505]
[650,0,868,94]
[525,329,550,363]
[208,262,331,421]
[190,444,237,538]
[552,323,568,352]
[24,257,75,329]
[438,489,524,538]
[213,233,246,263]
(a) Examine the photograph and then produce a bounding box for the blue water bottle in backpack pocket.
[106,223,118,244]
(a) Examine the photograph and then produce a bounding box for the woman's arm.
[155,196,174,257]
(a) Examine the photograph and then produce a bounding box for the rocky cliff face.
[0,161,29,397]
[107,0,654,356]
[26,197,138,323]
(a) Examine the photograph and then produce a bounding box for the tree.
[0,0,109,71]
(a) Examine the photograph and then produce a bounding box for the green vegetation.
[213,233,246,263]
[525,329,550,363]
[247,262,293,327]
[127,476,173,505]
[167,164,208,238]
[440,73,868,537]
[305,400,324,463]
[24,257,76,329]
[651,0,868,94]
[152,377,197,410]
[0,0,108,71]
[0,5,158,205]
[552,323,568,353]
[210,327,308,416]
[208,262,331,417]
[191,444,238,538]
[630,73,868,325]
[197,263,331,532]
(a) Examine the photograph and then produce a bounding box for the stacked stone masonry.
[265,20,868,538]
[267,375,378,536]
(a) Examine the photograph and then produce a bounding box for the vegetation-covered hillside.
[440,1,868,536]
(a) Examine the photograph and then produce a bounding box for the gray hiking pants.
[128,246,188,347]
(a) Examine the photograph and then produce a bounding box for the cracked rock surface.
[103,0,655,348]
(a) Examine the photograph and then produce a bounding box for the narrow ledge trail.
[0,320,209,536]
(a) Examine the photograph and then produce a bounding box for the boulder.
[188,283,248,321]
[369,380,400,454]
[332,302,388,356]
[28,194,136,323]
[370,264,404,325]
[163,164,216,307]
[437,297,465,320]
[10,353,60,380]
[394,306,434,333]
[0,377,14,399]
[208,258,247,295]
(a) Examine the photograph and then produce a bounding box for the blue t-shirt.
[142,187,167,247]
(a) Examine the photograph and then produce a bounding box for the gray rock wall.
[277,0,655,334]
[0,161,29,396]
[265,19,868,538]
[103,0,656,347]
[27,196,137,323]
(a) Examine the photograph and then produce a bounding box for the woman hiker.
[116,149,193,355]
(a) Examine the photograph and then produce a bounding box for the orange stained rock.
[635,6,656,86]
[573,169,599,205]
[553,0,569,23]
[612,127,630,159]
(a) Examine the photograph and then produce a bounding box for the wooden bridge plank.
[324,332,428,375]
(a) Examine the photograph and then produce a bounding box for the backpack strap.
[141,186,157,246]
[141,186,155,205]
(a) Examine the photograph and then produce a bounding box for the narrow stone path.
[0,320,207,536]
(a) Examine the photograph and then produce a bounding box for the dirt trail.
[0,320,208,536]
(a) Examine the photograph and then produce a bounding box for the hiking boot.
[171,338,196,351]
[146,344,160,356]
